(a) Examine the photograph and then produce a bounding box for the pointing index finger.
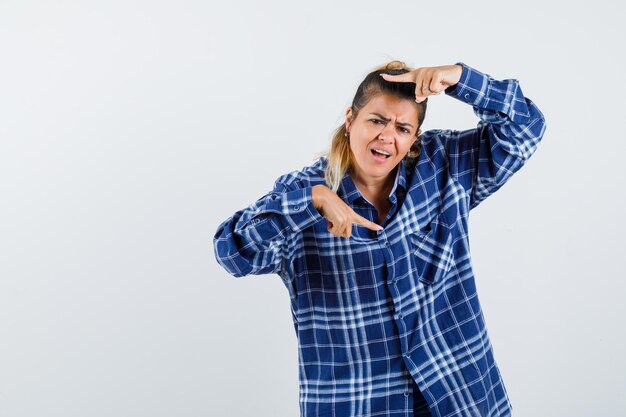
[352,213,384,231]
[380,72,413,83]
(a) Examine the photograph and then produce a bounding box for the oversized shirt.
[213,62,547,417]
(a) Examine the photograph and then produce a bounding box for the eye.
[369,118,410,134]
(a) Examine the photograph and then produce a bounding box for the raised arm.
[438,62,547,209]
[381,62,546,210]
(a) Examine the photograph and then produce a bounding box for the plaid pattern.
[213,62,546,417]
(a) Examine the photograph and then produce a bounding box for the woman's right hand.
[312,185,383,238]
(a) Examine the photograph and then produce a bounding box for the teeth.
[373,149,390,156]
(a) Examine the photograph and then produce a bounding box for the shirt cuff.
[444,62,476,102]
[444,62,531,124]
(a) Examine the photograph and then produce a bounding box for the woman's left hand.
[380,64,463,103]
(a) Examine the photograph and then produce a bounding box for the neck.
[351,166,397,204]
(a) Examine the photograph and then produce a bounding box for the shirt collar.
[339,160,408,205]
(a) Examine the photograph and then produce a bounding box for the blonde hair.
[317,60,427,192]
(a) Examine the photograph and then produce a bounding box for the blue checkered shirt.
[213,62,547,417]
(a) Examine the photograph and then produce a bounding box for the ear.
[345,107,353,132]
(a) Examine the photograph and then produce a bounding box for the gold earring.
[406,140,421,158]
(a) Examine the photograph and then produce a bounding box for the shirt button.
[404,391,410,397]
[292,205,300,211]
[398,313,403,319]
[403,353,409,359]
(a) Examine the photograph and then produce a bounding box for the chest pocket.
[408,219,455,286]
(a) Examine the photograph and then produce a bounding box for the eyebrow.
[368,113,414,129]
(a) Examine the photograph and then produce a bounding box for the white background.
[1,1,624,416]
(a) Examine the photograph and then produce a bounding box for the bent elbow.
[212,240,252,278]
[212,223,251,278]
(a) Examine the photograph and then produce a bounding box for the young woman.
[213,60,546,417]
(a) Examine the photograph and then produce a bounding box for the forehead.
[360,93,419,123]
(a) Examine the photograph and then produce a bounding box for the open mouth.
[371,149,391,159]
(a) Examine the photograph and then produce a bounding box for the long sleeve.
[432,62,547,210]
[213,176,324,278]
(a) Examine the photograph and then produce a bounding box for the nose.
[379,122,395,143]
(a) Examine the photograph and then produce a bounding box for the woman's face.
[345,93,421,185]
